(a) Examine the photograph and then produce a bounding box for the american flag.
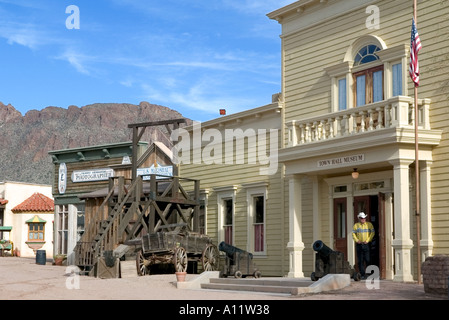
[409,18,422,86]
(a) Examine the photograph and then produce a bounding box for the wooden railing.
[73,241,96,268]
[286,96,430,147]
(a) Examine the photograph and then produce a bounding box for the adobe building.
[11,193,55,258]
[0,181,53,257]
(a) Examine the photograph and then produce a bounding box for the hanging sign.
[137,164,173,180]
[58,163,67,194]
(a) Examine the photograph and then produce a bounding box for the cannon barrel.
[311,240,360,281]
[219,241,253,259]
[312,240,334,258]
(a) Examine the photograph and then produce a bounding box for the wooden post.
[148,174,156,232]
[131,126,138,182]
[193,179,200,233]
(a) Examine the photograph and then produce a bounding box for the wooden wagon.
[135,231,219,275]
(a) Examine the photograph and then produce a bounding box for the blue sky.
[0,0,294,122]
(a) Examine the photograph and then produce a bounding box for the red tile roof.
[0,198,8,205]
[12,193,54,213]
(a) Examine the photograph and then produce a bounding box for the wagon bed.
[135,231,219,275]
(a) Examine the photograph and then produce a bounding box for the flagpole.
[413,0,422,285]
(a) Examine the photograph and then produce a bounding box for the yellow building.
[178,99,286,276]
[267,0,447,281]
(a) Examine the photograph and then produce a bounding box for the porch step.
[200,277,313,295]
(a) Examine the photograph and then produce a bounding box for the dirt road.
[0,257,446,317]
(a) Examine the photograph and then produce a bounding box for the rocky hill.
[0,101,191,185]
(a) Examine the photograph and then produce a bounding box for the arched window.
[354,45,381,66]
[353,44,383,106]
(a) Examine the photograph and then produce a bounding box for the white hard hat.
[358,212,367,219]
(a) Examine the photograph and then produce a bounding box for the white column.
[287,121,297,147]
[68,204,78,266]
[311,175,321,242]
[287,175,305,278]
[383,192,395,280]
[390,159,414,282]
[420,160,433,260]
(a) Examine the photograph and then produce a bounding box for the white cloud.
[0,1,57,49]
[120,78,134,87]
[0,22,43,49]
[56,49,93,75]
[140,75,255,118]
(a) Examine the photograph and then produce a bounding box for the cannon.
[219,242,261,278]
[311,240,361,281]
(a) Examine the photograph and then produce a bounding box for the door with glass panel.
[333,198,348,259]
[353,66,384,106]
[222,198,233,245]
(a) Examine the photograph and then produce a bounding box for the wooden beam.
[128,119,186,129]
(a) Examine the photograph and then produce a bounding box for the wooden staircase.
[74,174,201,275]
[74,176,140,274]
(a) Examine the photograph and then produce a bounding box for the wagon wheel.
[136,250,150,276]
[173,247,187,272]
[202,244,219,271]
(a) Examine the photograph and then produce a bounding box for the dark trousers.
[356,243,370,277]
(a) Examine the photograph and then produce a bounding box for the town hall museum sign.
[317,154,365,168]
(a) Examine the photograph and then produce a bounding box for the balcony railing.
[286,96,430,147]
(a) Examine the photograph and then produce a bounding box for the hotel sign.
[71,168,115,182]
[317,154,365,168]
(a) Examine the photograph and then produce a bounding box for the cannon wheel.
[202,244,219,271]
[136,250,150,276]
[253,270,262,278]
[173,247,188,272]
[234,270,243,278]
